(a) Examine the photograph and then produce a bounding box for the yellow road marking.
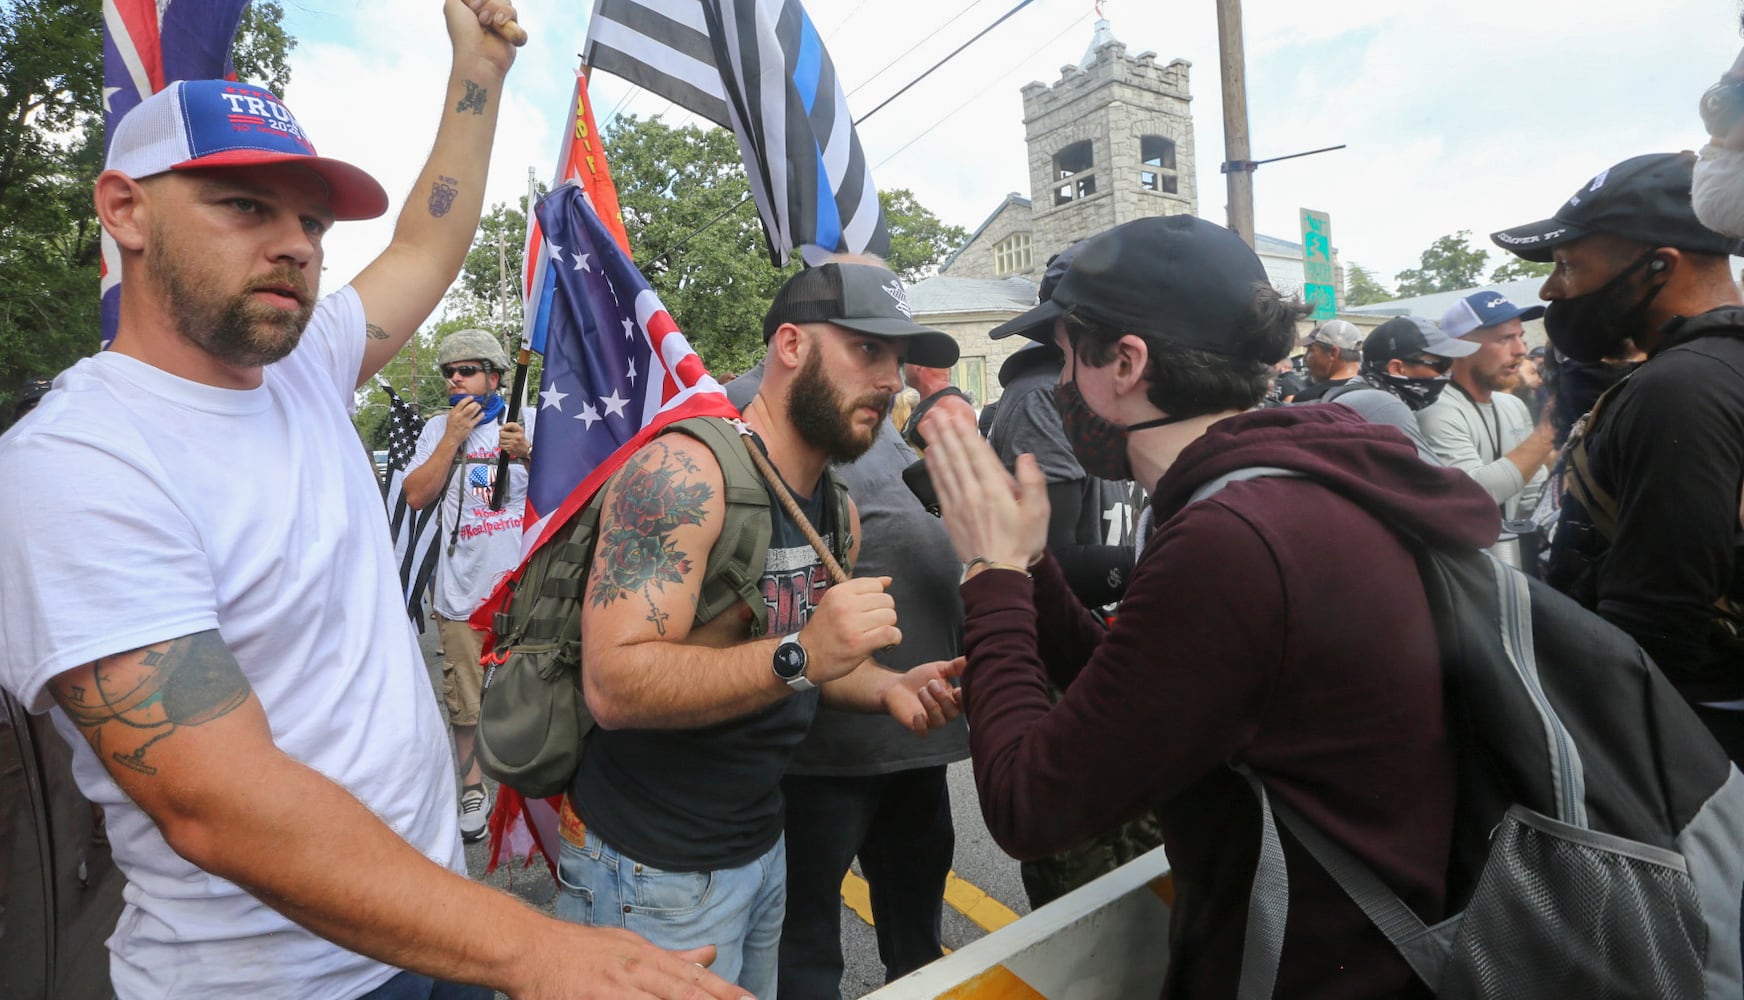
[840,869,1021,936]
[937,964,1047,999]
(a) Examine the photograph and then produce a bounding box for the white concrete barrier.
[865,845,1174,999]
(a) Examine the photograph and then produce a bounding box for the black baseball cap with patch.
[763,262,959,367]
[1361,315,1479,367]
[1491,152,1744,263]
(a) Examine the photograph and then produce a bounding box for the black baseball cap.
[989,240,1089,342]
[988,215,1272,358]
[1362,316,1479,367]
[1491,152,1744,263]
[763,262,959,367]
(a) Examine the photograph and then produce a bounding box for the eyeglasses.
[441,364,488,379]
[1701,78,1744,139]
[1404,355,1453,375]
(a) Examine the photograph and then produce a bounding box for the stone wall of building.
[1021,42,1196,263]
[944,200,1038,280]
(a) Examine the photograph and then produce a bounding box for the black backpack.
[1188,468,1744,1000]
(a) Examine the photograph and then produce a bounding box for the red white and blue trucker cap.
[105,80,388,221]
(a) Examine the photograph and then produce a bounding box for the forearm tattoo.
[591,442,711,635]
[366,323,388,341]
[428,175,459,217]
[51,631,251,777]
[456,79,488,115]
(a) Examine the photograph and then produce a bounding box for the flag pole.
[488,164,542,511]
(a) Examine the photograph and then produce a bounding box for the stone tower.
[1020,20,1197,261]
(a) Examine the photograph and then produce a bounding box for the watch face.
[774,642,806,679]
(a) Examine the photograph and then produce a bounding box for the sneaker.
[458,784,489,844]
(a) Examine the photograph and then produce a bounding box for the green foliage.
[0,0,103,415]
[1343,264,1393,306]
[880,188,969,282]
[0,0,296,416]
[457,193,539,313]
[233,0,296,93]
[1490,257,1553,283]
[1393,231,1490,298]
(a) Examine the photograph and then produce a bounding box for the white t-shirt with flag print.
[0,287,464,1000]
[410,407,532,620]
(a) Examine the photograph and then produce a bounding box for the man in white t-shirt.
[403,328,531,843]
[1417,292,1557,569]
[0,6,743,1000]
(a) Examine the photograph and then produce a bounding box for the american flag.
[379,380,443,633]
[102,0,251,347]
[472,181,737,876]
[584,0,891,267]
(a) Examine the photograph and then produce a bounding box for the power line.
[854,0,1039,126]
[640,0,1049,264]
[844,0,998,100]
[875,10,1093,171]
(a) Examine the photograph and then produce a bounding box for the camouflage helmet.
[436,328,510,372]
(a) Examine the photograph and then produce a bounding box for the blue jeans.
[354,970,492,1000]
[554,826,786,999]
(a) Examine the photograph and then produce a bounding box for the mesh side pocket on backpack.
[1442,804,1706,1000]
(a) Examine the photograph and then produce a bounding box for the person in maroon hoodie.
[922,215,1502,999]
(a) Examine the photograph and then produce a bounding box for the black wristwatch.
[773,632,815,692]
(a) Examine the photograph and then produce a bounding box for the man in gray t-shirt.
[728,363,969,998]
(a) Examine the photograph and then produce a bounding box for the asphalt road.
[418,623,1030,998]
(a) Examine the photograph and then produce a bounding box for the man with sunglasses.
[1493,152,1744,762]
[402,329,531,845]
[1308,314,1476,463]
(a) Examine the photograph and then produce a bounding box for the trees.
[0,0,103,415]
[0,0,296,416]
[1490,257,1553,283]
[1343,264,1393,306]
[603,114,968,374]
[1393,230,1491,298]
[881,188,969,283]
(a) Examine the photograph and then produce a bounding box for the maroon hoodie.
[961,405,1501,999]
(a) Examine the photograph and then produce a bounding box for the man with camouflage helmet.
[403,327,532,843]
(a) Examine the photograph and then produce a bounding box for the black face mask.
[1374,370,1451,411]
[1542,250,1666,363]
[1051,379,1187,483]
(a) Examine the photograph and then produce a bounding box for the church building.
[911,20,1342,404]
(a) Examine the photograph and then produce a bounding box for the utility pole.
[1215,0,1255,248]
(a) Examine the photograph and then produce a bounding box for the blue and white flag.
[584,0,890,266]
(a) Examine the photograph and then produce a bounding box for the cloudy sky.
[277,0,1736,299]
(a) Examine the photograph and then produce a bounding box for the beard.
[147,219,315,368]
[1693,142,1744,240]
[1472,362,1522,394]
[786,347,890,463]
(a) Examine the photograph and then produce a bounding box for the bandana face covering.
[1542,250,1665,364]
[1374,371,1451,411]
[449,392,506,423]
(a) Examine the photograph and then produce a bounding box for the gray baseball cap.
[1298,319,1364,352]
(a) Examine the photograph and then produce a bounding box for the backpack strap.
[661,416,778,637]
[1562,379,1629,542]
[1233,765,1452,998]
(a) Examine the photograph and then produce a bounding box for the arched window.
[993,233,1032,275]
[1053,140,1096,204]
[1141,135,1178,194]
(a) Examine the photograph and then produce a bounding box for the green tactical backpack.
[475,415,852,798]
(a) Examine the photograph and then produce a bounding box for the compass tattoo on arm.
[49,631,251,777]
